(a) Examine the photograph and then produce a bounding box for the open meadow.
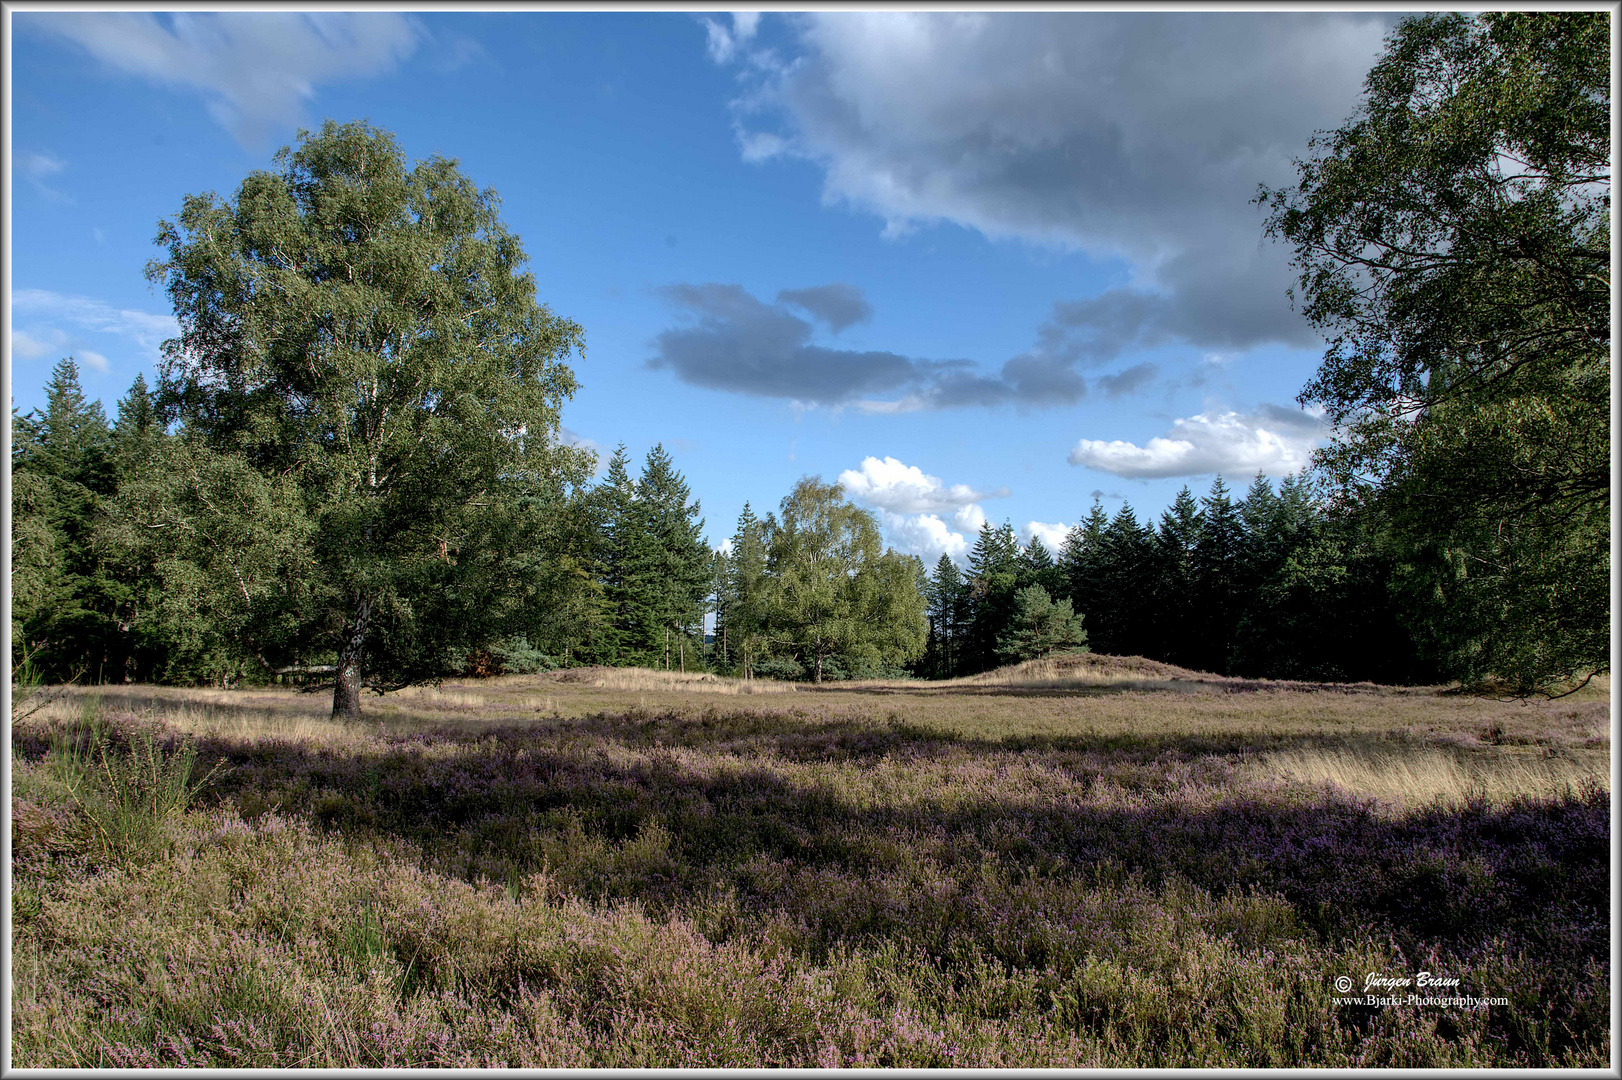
[9,656,1612,1067]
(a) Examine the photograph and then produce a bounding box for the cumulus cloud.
[837,455,1005,515]
[881,511,972,564]
[953,504,987,536]
[650,282,1155,410]
[1067,405,1325,479]
[836,455,1009,563]
[714,12,1394,359]
[1023,521,1071,552]
[11,289,180,363]
[78,350,110,373]
[28,12,422,145]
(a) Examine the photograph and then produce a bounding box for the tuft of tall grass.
[45,699,230,868]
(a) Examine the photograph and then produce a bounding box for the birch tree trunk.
[332,595,374,719]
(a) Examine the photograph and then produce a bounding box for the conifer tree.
[721,502,771,677]
[11,359,118,680]
[1191,476,1245,673]
[626,444,709,669]
[1152,487,1202,667]
[597,443,641,663]
[1098,503,1154,658]
[996,585,1089,665]
[1060,500,1110,648]
[924,553,966,678]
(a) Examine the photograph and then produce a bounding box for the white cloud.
[1023,520,1070,552]
[1067,406,1325,479]
[10,329,61,361]
[880,511,971,564]
[703,11,763,65]
[19,150,72,202]
[837,455,1005,515]
[12,288,180,362]
[78,350,110,373]
[559,426,601,456]
[953,504,986,536]
[20,150,65,181]
[33,12,422,146]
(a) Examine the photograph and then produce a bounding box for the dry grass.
[1251,744,1610,812]
[538,666,797,695]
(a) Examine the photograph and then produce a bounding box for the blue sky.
[8,10,1399,562]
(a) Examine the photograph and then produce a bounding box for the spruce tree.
[1191,476,1245,673]
[721,502,770,677]
[1098,503,1153,659]
[627,444,709,669]
[11,359,117,680]
[1061,500,1110,649]
[924,553,965,678]
[597,443,641,663]
[1152,487,1201,667]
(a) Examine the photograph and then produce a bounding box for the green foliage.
[46,703,228,868]
[1259,12,1609,692]
[716,502,772,677]
[995,585,1088,665]
[762,477,927,683]
[11,360,120,682]
[487,637,559,675]
[141,120,590,714]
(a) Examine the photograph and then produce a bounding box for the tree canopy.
[142,120,590,715]
[1258,12,1609,693]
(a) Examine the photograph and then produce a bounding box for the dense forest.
[10,12,1609,709]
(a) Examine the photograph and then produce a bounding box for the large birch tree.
[145,120,589,717]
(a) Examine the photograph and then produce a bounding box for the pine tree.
[996,585,1089,665]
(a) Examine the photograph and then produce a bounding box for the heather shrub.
[9,682,1610,1067]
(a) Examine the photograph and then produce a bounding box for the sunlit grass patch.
[1253,743,1610,812]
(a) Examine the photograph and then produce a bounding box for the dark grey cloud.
[776,283,873,333]
[649,283,945,405]
[717,13,1402,360]
[1097,362,1158,398]
[651,282,1178,410]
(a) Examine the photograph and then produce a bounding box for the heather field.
[9,659,1612,1068]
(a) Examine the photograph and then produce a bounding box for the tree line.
[915,477,1434,684]
[9,12,1609,710]
[1,359,1453,693]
